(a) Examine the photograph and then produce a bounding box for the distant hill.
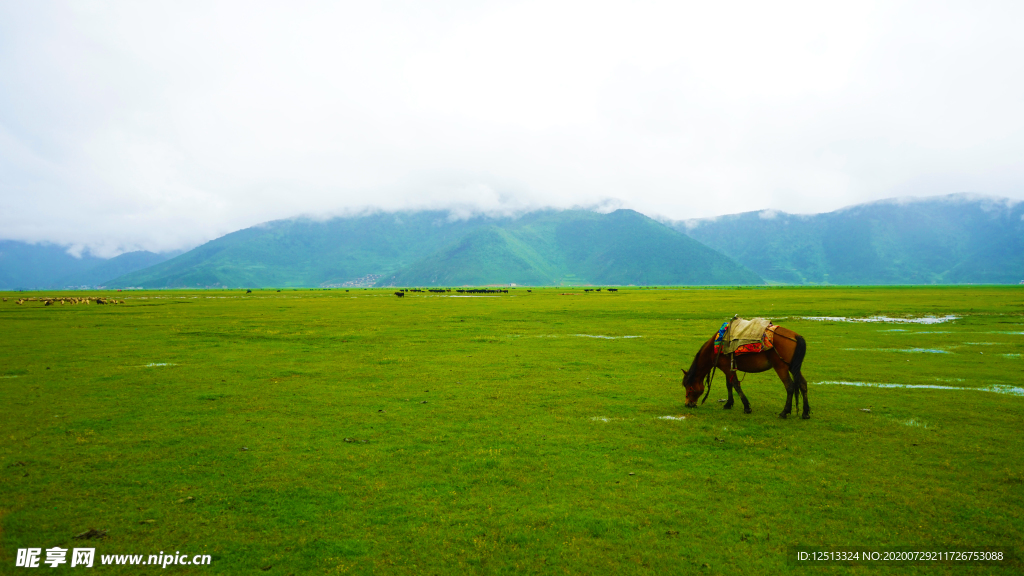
[59,251,176,288]
[108,209,763,288]
[674,194,1024,284]
[0,241,104,290]
[0,241,176,290]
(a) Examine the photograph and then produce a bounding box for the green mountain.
[386,226,558,286]
[674,194,1024,284]
[0,241,174,290]
[109,209,762,288]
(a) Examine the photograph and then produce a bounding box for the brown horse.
[681,325,810,419]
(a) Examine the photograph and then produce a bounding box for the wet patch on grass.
[802,314,959,324]
[841,348,951,353]
[818,380,1024,396]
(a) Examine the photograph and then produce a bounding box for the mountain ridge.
[673,194,1024,285]
[4,194,1023,289]
[109,208,762,288]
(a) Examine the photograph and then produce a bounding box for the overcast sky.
[2,1,1023,257]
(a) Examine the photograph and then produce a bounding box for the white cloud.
[1,0,1023,256]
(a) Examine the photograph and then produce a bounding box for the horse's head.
[681,368,704,408]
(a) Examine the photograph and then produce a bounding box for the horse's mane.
[682,338,711,387]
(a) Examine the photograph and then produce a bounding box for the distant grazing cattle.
[394,292,405,297]
[246,289,252,294]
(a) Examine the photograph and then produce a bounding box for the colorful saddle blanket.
[713,317,777,356]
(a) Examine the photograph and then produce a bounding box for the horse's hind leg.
[798,373,810,419]
[779,388,795,419]
[724,379,735,409]
[772,360,795,419]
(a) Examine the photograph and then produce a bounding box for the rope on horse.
[701,348,722,405]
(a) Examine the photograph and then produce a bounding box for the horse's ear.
[681,369,688,376]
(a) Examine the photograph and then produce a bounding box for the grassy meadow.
[1,286,1022,574]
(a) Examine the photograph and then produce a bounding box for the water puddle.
[657,415,687,421]
[591,417,612,422]
[899,418,928,428]
[817,381,1024,396]
[802,315,958,324]
[141,363,176,367]
[1003,353,1021,358]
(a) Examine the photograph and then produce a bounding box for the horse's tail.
[790,335,807,391]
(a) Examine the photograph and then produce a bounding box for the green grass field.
[2,286,1022,574]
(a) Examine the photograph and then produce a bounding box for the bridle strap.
[701,348,721,405]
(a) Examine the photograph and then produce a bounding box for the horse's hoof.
[802,413,810,420]
[723,404,733,410]
[744,407,752,414]
[778,413,789,419]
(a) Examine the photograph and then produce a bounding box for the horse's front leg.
[731,377,752,414]
[723,378,735,409]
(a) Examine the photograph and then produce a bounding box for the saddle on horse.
[713,316,777,356]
